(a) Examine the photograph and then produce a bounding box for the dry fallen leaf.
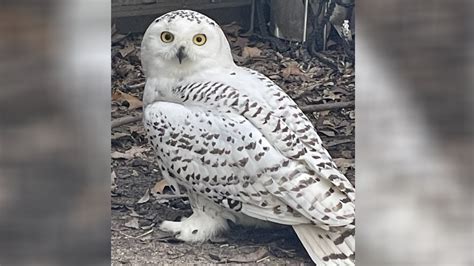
[112,89,143,110]
[119,42,135,58]
[151,179,171,195]
[129,209,141,217]
[137,188,150,204]
[124,218,140,229]
[333,158,355,174]
[282,62,304,78]
[111,146,149,160]
[111,151,133,160]
[242,46,262,59]
[233,37,249,49]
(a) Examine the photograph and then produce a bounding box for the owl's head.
[141,10,234,78]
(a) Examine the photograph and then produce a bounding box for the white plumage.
[141,10,355,265]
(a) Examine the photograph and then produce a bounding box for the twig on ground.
[326,139,353,147]
[112,115,142,128]
[154,194,188,200]
[135,229,154,239]
[111,101,354,128]
[313,52,339,70]
[116,230,135,239]
[126,82,145,90]
[300,101,354,113]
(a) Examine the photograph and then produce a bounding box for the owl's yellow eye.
[160,31,174,43]
[193,34,207,46]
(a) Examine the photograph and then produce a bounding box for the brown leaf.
[112,89,143,110]
[242,46,262,59]
[282,62,304,78]
[119,42,135,58]
[151,179,171,195]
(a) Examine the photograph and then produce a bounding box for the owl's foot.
[159,210,229,242]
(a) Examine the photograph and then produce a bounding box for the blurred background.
[0,0,473,265]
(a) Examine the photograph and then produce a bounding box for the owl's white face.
[141,10,234,79]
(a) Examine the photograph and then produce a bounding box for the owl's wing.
[156,72,354,228]
[237,67,355,201]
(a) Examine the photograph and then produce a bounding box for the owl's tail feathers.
[293,224,355,265]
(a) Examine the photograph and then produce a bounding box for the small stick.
[111,101,354,128]
[154,194,188,200]
[126,82,145,89]
[326,139,353,147]
[135,228,154,239]
[116,230,135,239]
[111,115,142,128]
[300,101,354,112]
[313,52,339,70]
[256,256,270,263]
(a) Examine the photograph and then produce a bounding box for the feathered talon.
[159,194,230,242]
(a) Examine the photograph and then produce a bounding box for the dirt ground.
[111,21,354,265]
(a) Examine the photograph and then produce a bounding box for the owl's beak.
[176,46,186,64]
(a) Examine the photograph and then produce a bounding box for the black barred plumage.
[141,9,355,265]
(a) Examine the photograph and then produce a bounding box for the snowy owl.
[141,10,355,265]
